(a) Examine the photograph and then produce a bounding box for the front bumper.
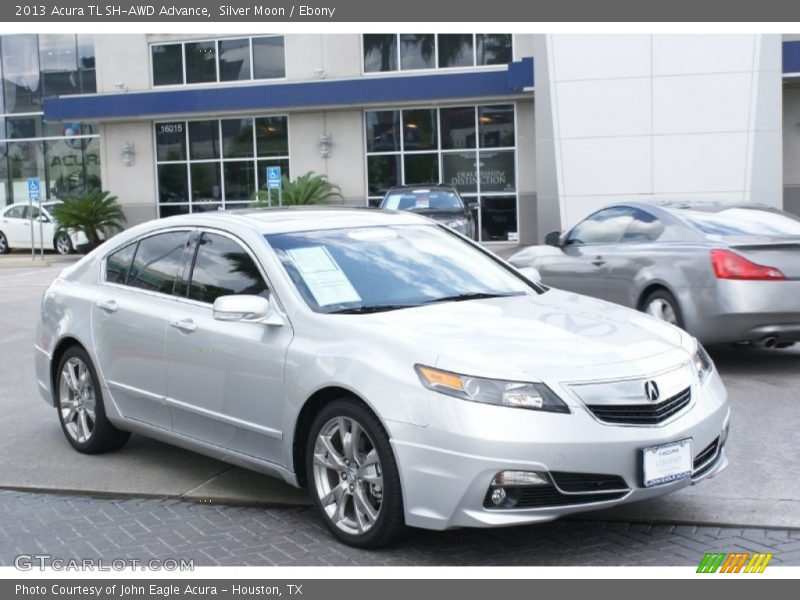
[389,369,729,530]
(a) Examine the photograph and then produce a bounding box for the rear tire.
[0,232,9,254]
[306,397,404,548]
[641,288,684,329]
[55,346,130,454]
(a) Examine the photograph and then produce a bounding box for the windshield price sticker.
[286,246,361,307]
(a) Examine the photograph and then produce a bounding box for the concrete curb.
[0,257,78,268]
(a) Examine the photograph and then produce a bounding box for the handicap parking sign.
[266,166,282,190]
[27,177,40,201]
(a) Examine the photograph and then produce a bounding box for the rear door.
[92,229,194,430]
[2,205,31,247]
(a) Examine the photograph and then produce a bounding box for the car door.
[92,229,194,430]
[537,206,635,299]
[2,205,31,247]
[164,230,293,464]
[28,204,55,250]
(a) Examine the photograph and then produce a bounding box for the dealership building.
[3,33,800,246]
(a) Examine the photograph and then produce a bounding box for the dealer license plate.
[642,438,692,487]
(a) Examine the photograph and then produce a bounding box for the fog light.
[490,487,507,506]
[491,471,550,487]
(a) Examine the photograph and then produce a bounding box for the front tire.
[306,398,404,548]
[642,288,684,328]
[56,346,130,453]
[54,233,73,255]
[0,231,9,254]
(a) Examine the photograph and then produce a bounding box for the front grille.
[484,471,630,509]
[692,437,720,477]
[586,387,692,425]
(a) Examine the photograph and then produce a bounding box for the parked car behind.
[509,201,800,347]
[379,185,476,239]
[0,201,87,255]
[36,207,728,548]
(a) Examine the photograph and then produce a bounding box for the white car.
[35,208,729,547]
[0,201,87,255]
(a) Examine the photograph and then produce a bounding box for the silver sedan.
[510,202,800,347]
[35,208,728,548]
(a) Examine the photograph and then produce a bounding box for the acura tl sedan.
[510,202,800,347]
[35,208,729,547]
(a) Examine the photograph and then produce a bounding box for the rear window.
[383,190,463,211]
[682,208,800,237]
[105,243,137,284]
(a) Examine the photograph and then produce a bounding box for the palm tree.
[50,190,126,249]
[251,172,343,207]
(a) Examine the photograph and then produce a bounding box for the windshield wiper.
[422,291,525,304]
[328,304,415,314]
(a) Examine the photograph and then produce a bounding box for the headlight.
[692,343,713,383]
[446,218,468,232]
[414,365,570,413]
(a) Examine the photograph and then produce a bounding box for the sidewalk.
[0,251,80,268]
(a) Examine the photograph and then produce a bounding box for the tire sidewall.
[644,289,684,329]
[0,232,9,254]
[306,398,404,548]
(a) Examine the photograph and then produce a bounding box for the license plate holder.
[642,438,692,488]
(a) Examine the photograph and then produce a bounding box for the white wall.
[537,34,783,231]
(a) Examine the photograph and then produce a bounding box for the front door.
[165,231,293,464]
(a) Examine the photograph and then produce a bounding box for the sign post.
[27,178,40,261]
[266,166,282,207]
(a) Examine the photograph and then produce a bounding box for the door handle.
[96,300,118,313]
[591,255,606,267]
[169,318,197,333]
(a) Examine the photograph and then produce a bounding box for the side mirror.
[518,266,542,285]
[213,294,284,326]
[36,215,50,223]
[544,231,562,247]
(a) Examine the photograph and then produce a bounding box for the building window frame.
[150,35,286,88]
[361,34,515,75]
[363,103,519,244]
[153,115,291,218]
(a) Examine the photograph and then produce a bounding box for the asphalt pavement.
[0,260,798,531]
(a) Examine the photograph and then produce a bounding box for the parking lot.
[0,258,798,565]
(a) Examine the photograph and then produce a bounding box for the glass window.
[403,154,439,185]
[84,137,101,193]
[6,116,43,139]
[399,34,435,70]
[479,105,515,148]
[188,233,268,303]
[157,164,189,204]
[255,117,288,157]
[0,145,9,206]
[367,155,400,196]
[185,41,217,84]
[256,158,290,192]
[152,44,183,86]
[252,37,285,79]
[442,152,478,193]
[218,38,250,81]
[77,34,95,70]
[622,208,665,242]
[159,204,191,218]
[155,122,186,161]
[222,118,254,159]
[2,35,41,113]
[403,109,437,151]
[105,242,137,285]
[39,34,79,97]
[437,34,474,68]
[363,34,397,73]
[5,205,27,219]
[365,111,400,153]
[479,150,515,193]
[128,231,191,295]
[7,141,46,201]
[477,34,512,65]
[224,161,256,202]
[189,120,220,160]
[45,138,85,199]
[440,107,476,149]
[190,163,221,204]
[480,196,517,241]
[566,207,638,245]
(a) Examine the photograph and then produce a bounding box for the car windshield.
[681,208,800,237]
[382,190,463,212]
[266,225,533,313]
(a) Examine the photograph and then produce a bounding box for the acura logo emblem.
[644,380,660,402]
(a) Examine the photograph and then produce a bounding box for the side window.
[5,206,26,219]
[128,231,192,295]
[188,232,268,304]
[105,242,138,285]
[622,208,665,242]
[565,206,637,245]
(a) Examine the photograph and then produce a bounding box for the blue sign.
[266,166,282,190]
[27,177,40,201]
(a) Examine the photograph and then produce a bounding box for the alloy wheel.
[59,357,97,443]
[645,298,677,325]
[312,416,383,536]
[0,233,7,253]
[56,235,72,255]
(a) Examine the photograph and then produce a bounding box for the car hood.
[340,290,687,382]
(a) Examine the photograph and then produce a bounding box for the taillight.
[710,249,785,280]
